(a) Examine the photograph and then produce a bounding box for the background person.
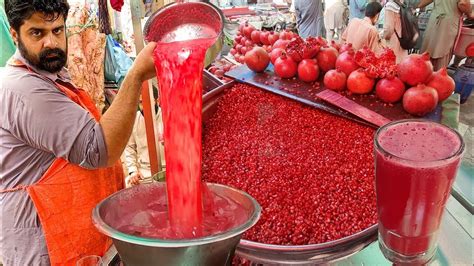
[342,1,385,53]
[293,0,325,38]
[419,0,472,70]
[1,0,156,264]
[325,0,350,41]
[383,0,409,63]
[124,89,165,187]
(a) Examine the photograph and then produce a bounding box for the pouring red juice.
[374,120,464,263]
[152,33,213,237]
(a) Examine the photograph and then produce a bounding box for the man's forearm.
[100,69,142,166]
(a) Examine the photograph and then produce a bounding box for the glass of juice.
[374,119,464,264]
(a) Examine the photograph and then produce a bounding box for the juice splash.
[375,120,464,262]
[115,185,250,239]
[152,27,216,237]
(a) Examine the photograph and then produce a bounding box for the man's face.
[10,12,67,73]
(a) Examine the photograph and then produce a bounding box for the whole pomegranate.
[251,30,262,44]
[375,77,406,103]
[347,69,375,94]
[335,50,359,76]
[235,35,243,44]
[268,32,280,45]
[274,53,298,79]
[323,69,347,91]
[426,68,455,102]
[317,46,339,72]
[242,23,255,38]
[273,39,290,50]
[245,47,270,73]
[270,48,285,64]
[403,84,439,116]
[260,31,270,45]
[339,43,354,54]
[279,30,293,40]
[298,59,320,82]
[398,52,433,86]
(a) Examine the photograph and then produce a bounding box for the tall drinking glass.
[374,119,464,264]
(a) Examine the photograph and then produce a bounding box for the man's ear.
[10,27,18,44]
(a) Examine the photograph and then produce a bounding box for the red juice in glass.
[374,120,464,264]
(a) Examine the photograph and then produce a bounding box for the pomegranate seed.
[202,83,377,245]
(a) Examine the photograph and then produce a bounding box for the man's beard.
[18,37,68,73]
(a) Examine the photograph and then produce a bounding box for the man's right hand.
[127,172,143,186]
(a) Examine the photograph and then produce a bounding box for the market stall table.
[99,65,469,265]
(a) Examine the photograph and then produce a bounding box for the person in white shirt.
[124,88,165,186]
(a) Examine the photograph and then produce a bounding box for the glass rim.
[374,119,465,163]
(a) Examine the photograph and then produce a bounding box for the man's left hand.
[130,42,158,83]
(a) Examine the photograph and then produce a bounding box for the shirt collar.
[363,17,375,26]
[13,49,72,83]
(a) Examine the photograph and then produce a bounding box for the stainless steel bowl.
[143,2,224,67]
[202,82,378,265]
[92,182,261,266]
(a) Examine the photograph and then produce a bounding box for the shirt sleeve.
[383,9,396,40]
[4,79,108,169]
[369,27,384,54]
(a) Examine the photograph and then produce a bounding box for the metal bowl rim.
[143,2,224,44]
[92,182,262,248]
[238,223,378,252]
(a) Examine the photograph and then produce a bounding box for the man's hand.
[127,172,143,186]
[129,42,158,83]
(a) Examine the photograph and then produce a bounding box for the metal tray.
[202,81,378,265]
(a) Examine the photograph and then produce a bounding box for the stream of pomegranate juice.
[153,36,215,238]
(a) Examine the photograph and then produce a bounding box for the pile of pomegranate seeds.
[202,83,377,245]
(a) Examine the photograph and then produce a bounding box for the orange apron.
[2,59,124,265]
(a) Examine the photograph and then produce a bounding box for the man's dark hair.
[365,2,383,18]
[5,0,70,32]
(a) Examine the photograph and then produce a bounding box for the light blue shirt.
[349,0,367,19]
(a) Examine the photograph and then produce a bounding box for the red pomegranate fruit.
[335,50,359,77]
[339,43,354,54]
[317,46,339,72]
[426,68,455,102]
[279,30,293,40]
[270,48,285,64]
[398,52,433,86]
[403,84,439,116]
[323,68,347,91]
[272,39,290,50]
[298,59,320,82]
[260,31,270,45]
[242,23,255,38]
[274,53,298,79]
[375,77,406,103]
[245,47,270,73]
[347,69,375,94]
[251,30,262,44]
[268,32,280,45]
